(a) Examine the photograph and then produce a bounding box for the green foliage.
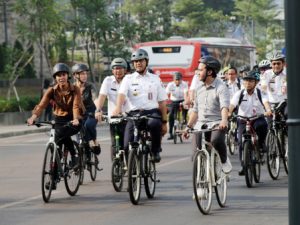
[0,96,40,113]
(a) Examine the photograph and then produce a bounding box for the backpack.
[238,88,265,110]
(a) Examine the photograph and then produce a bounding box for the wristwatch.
[95,109,102,113]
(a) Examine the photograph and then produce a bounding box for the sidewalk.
[0,124,49,138]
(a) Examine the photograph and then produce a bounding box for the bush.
[0,96,40,113]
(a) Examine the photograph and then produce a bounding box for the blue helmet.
[243,70,260,81]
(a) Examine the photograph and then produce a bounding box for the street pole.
[3,0,8,44]
[285,0,300,225]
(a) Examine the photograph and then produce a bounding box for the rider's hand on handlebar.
[219,120,228,130]
[71,119,80,126]
[27,114,37,125]
[264,110,273,117]
[95,111,103,123]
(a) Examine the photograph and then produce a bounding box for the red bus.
[133,37,256,86]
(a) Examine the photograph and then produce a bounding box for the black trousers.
[124,109,162,154]
[109,120,127,160]
[168,100,187,135]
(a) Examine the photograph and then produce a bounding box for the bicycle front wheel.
[128,148,141,205]
[266,132,280,180]
[243,141,254,188]
[214,152,227,207]
[173,125,177,144]
[64,146,81,196]
[193,150,212,215]
[227,130,236,155]
[144,153,156,199]
[41,144,55,203]
[89,151,98,181]
[111,159,124,192]
[253,147,261,183]
[73,141,84,185]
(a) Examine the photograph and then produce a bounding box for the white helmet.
[258,60,271,69]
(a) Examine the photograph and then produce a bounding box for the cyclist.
[112,49,168,163]
[219,66,230,82]
[184,56,232,174]
[228,70,272,176]
[225,66,242,99]
[72,63,101,155]
[94,57,129,160]
[260,52,287,117]
[239,65,250,79]
[166,71,188,140]
[27,63,84,188]
[257,59,271,91]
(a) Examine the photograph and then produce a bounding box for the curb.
[0,127,50,139]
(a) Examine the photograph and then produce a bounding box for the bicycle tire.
[193,150,212,215]
[227,130,236,155]
[179,123,184,143]
[111,159,124,192]
[64,145,81,196]
[253,146,261,183]
[243,141,254,188]
[173,126,177,144]
[280,132,288,174]
[144,153,156,199]
[214,152,227,207]
[266,131,280,180]
[128,147,141,205]
[41,143,55,203]
[73,141,84,185]
[89,151,98,181]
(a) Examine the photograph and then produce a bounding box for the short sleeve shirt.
[118,71,167,111]
[231,88,268,117]
[192,78,230,123]
[166,81,188,101]
[99,75,129,116]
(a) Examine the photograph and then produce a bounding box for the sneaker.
[91,145,101,155]
[153,152,161,163]
[222,157,232,174]
[238,168,245,176]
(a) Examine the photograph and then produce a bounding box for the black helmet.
[131,49,149,61]
[110,58,127,70]
[71,63,89,74]
[52,63,70,78]
[173,71,182,80]
[239,65,250,73]
[199,56,221,74]
[243,70,260,81]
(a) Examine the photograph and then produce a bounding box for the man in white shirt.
[165,72,188,140]
[112,49,168,163]
[94,57,129,160]
[226,66,242,100]
[229,70,272,175]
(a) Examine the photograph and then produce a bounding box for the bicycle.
[226,116,238,155]
[102,115,128,192]
[73,124,102,185]
[184,123,228,215]
[236,114,265,188]
[33,121,82,203]
[173,102,186,144]
[126,113,161,205]
[266,100,288,180]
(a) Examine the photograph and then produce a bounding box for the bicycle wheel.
[41,144,55,203]
[266,132,280,180]
[89,151,98,181]
[73,141,84,185]
[214,152,227,207]
[64,147,81,196]
[173,125,177,144]
[111,159,124,192]
[179,123,184,143]
[144,153,156,199]
[227,130,236,155]
[253,147,261,183]
[243,141,254,188]
[280,132,288,174]
[193,150,212,215]
[128,147,141,205]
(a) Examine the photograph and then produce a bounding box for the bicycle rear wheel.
[128,147,141,205]
[227,130,236,155]
[173,125,177,144]
[111,159,124,192]
[64,147,81,196]
[280,132,288,174]
[243,141,254,188]
[41,144,55,203]
[89,151,98,181]
[253,147,261,183]
[266,132,280,180]
[193,150,212,215]
[214,152,227,207]
[144,153,156,199]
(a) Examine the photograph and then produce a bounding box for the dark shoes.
[70,155,79,168]
[153,152,161,163]
[238,168,245,176]
[91,145,101,155]
[167,135,174,140]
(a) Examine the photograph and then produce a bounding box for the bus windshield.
[140,45,195,68]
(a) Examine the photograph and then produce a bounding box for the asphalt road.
[0,127,288,225]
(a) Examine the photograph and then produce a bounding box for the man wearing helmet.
[72,63,101,155]
[229,70,272,175]
[184,56,232,174]
[112,49,168,163]
[166,71,189,140]
[27,63,84,189]
[94,57,129,160]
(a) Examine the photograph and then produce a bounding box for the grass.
[0,86,41,100]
